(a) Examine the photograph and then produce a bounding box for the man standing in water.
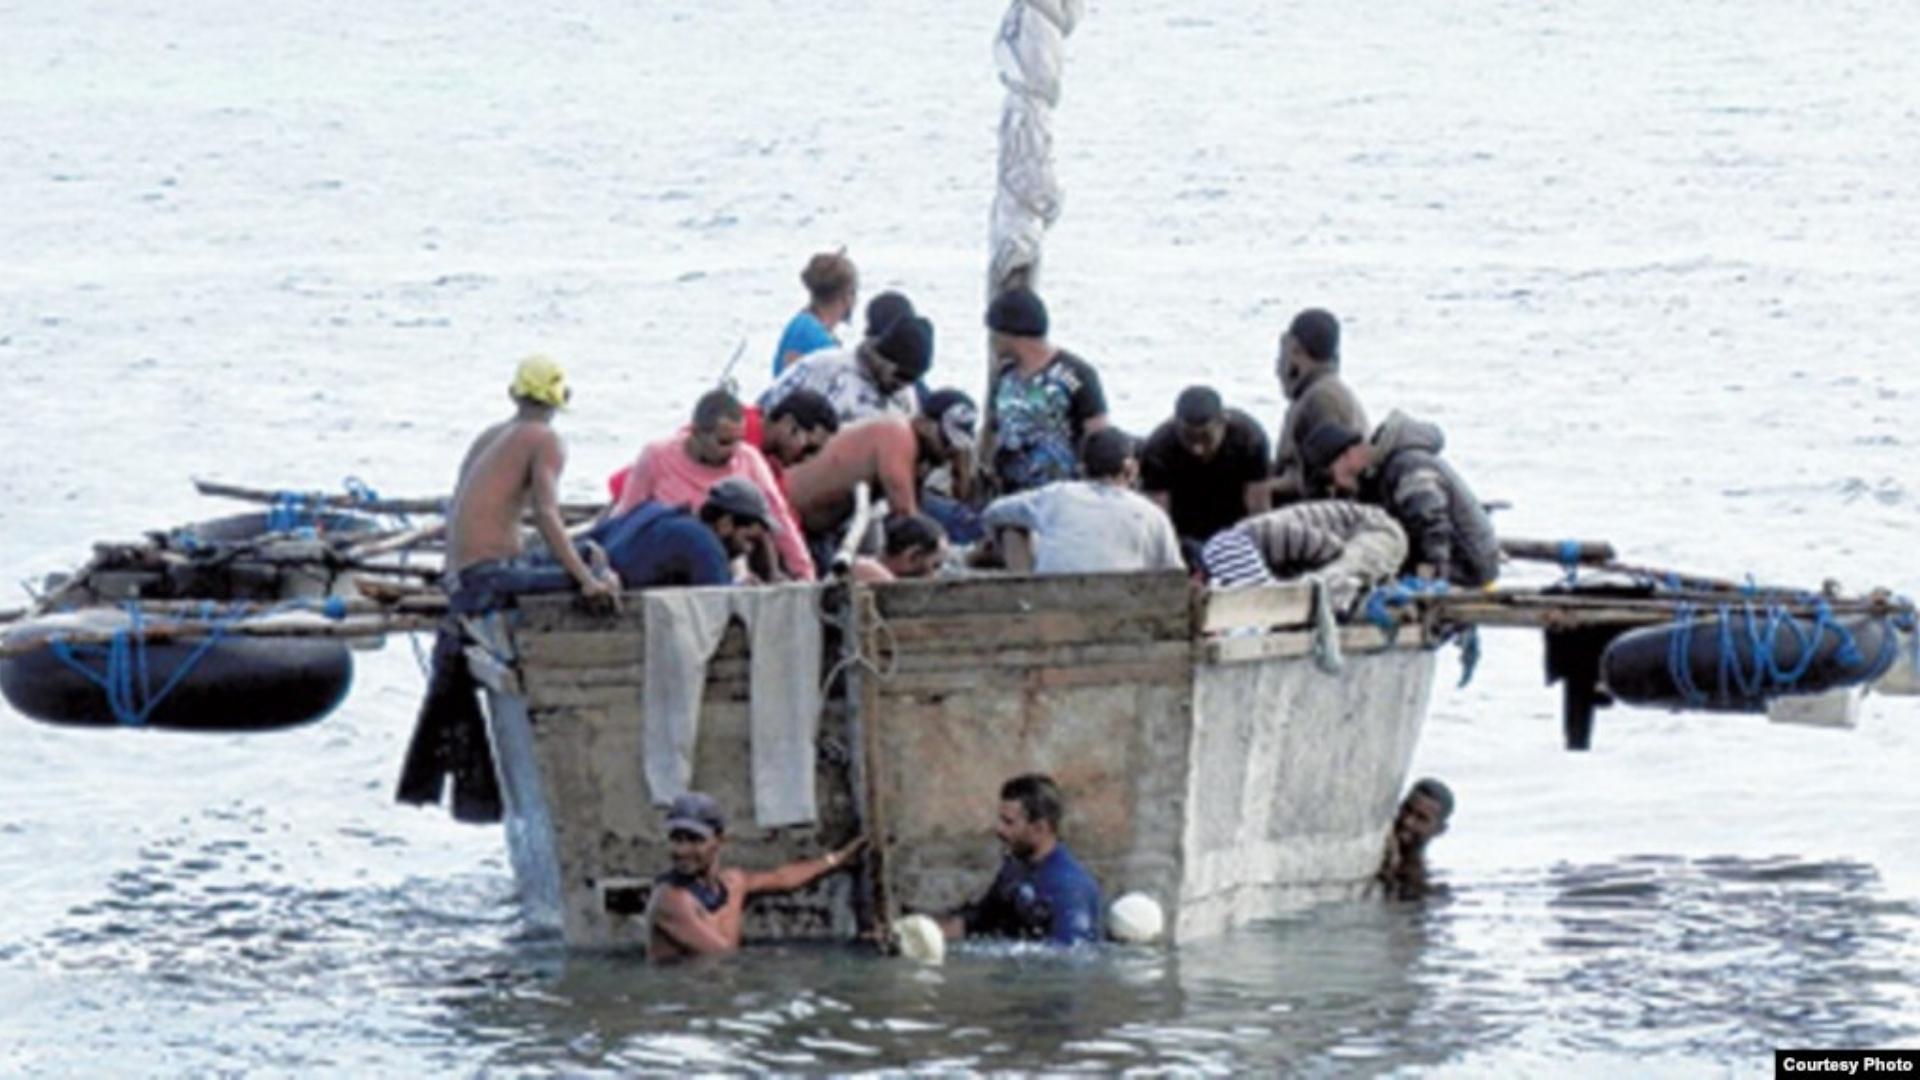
[1376,777,1455,900]
[397,356,618,822]
[940,774,1105,946]
[646,792,867,962]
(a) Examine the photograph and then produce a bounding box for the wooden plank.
[1027,659,1191,689]
[888,639,1193,675]
[523,683,639,711]
[881,661,1190,698]
[1500,537,1616,564]
[873,571,1190,621]
[884,609,1189,650]
[1204,624,1429,666]
[1196,583,1316,634]
[518,630,645,669]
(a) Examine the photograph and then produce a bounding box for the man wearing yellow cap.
[396,356,618,822]
[440,355,616,604]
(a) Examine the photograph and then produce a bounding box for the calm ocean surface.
[2,1,1917,1073]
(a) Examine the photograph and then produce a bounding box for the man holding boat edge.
[646,792,867,962]
[938,774,1105,946]
[396,356,618,823]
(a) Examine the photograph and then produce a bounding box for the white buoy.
[1108,892,1165,944]
[892,913,946,965]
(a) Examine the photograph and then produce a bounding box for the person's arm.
[739,837,866,895]
[980,488,1045,535]
[1238,422,1275,516]
[744,449,816,581]
[875,425,921,518]
[530,432,615,598]
[1147,505,1186,572]
[851,556,895,583]
[1392,466,1454,581]
[649,885,738,956]
[1070,359,1110,441]
[1242,479,1273,518]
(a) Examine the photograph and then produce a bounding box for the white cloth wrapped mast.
[988,0,1084,299]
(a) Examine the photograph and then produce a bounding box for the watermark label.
[1777,1050,1919,1077]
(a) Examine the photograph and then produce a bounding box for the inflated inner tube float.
[1600,607,1897,713]
[0,609,353,731]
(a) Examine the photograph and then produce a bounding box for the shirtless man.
[396,356,614,824]
[444,355,619,610]
[646,792,866,962]
[784,388,977,536]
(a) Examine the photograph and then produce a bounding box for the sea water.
[2,0,1917,1073]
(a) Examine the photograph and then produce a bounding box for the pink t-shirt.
[610,432,816,581]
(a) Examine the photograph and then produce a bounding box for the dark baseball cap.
[703,476,779,532]
[665,791,726,838]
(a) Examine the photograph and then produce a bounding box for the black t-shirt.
[1139,408,1272,541]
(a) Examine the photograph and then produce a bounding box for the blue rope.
[1362,576,1449,632]
[45,601,247,727]
[1668,602,1706,705]
[1456,626,1481,688]
[1557,540,1582,583]
[1667,595,1899,706]
[266,491,318,536]
[343,474,409,529]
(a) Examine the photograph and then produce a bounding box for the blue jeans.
[446,553,576,615]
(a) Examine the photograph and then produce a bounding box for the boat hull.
[470,573,1436,949]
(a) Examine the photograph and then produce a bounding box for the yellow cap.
[509,355,570,407]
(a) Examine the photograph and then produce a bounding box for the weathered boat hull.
[469,572,1435,949]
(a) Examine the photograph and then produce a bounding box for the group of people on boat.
[397,247,1475,942]
[429,248,1501,607]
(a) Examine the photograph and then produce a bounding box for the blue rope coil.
[1664,595,1899,706]
[46,601,245,727]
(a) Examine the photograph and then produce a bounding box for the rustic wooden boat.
[462,571,1438,949]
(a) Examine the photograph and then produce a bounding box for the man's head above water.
[995,773,1065,863]
[1395,776,1454,854]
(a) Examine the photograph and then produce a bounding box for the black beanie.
[865,291,915,339]
[873,314,934,380]
[1288,308,1340,363]
[985,287,1049,338]
[1301,421,1364,476]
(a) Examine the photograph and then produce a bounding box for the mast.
[987,0,1084,299]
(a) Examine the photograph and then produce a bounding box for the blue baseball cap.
[665,792,726,838]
